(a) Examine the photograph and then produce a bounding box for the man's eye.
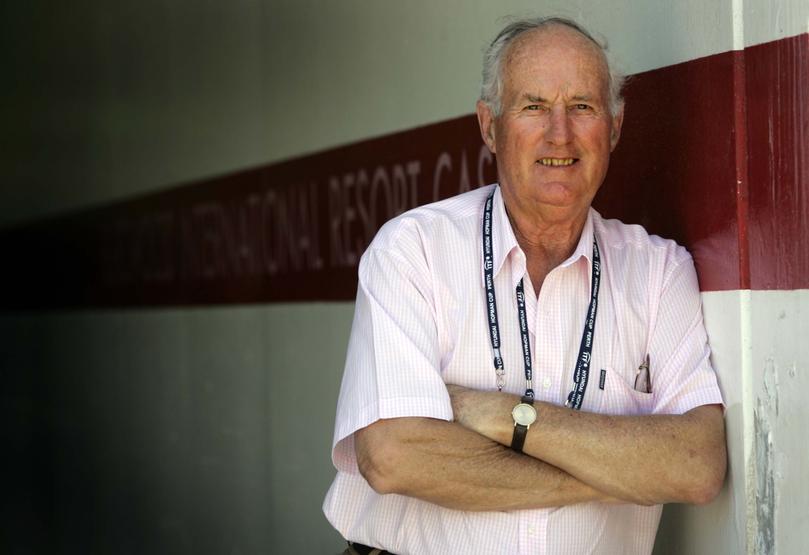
[526,105,540,111]
[573,104,592,111]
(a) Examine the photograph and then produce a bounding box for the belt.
[347,541,395,555]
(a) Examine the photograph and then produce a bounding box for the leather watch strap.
[511,422,529,452]
[510,394,535,453]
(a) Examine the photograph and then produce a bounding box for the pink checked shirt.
[323,184,723,554]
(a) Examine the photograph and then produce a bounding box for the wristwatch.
[511,395,537,452]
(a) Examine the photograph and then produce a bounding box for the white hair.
[480,16,626,116]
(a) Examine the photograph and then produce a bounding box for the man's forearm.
[355,417,624,511]
[534,402,726,505]
[450,386,727,506]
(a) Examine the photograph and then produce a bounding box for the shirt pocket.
[593,366,655,416]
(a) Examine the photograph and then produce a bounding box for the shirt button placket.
[519,513,545,554]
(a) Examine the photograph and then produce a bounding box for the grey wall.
[2,305,352,553]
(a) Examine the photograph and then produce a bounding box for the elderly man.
[323,16,726,555]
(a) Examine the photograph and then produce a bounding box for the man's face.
[477,26,623,219]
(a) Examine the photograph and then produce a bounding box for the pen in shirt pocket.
[634,354,651,393]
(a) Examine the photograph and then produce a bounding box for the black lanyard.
[482,189,601,410]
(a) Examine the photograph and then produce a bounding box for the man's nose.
[546,107,572,145]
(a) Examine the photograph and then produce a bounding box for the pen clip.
[634,354,651,393]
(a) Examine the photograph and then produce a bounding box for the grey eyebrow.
[524,94,548,103]
[522,94,596,103]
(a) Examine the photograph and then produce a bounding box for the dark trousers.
[343,541,394,555]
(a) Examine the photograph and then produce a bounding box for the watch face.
[512,403,537,426]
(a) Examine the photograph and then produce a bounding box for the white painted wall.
[748,291,809,554]
[743,0,809,47]
[2,0,808,553]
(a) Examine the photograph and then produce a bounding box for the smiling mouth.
[537,158,578,167]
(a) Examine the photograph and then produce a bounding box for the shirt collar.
[559,206,596,269]
[482,185,596,289]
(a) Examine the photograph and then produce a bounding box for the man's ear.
[610,106,624,152]
[476,100,497,153]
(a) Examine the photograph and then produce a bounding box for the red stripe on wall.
[1,117,496,308]
[745,33,809,290]
[597,49,741,292]
[1,33,806,308]
[733,49,751,291]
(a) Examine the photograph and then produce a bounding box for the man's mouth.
[537,158,577,167]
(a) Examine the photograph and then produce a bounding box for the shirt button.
[542,377,552,390]
[528,525,537,536]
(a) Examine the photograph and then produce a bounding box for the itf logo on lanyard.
[481,189,601,410]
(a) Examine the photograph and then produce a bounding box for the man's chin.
[529,184,584,207]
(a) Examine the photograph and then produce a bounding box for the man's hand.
[447,384,727,506]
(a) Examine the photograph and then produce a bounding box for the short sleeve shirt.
[323,184,724,555]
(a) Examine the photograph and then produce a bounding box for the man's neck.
[503,199,588,294]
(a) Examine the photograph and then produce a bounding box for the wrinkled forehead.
[502,25,611,94]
